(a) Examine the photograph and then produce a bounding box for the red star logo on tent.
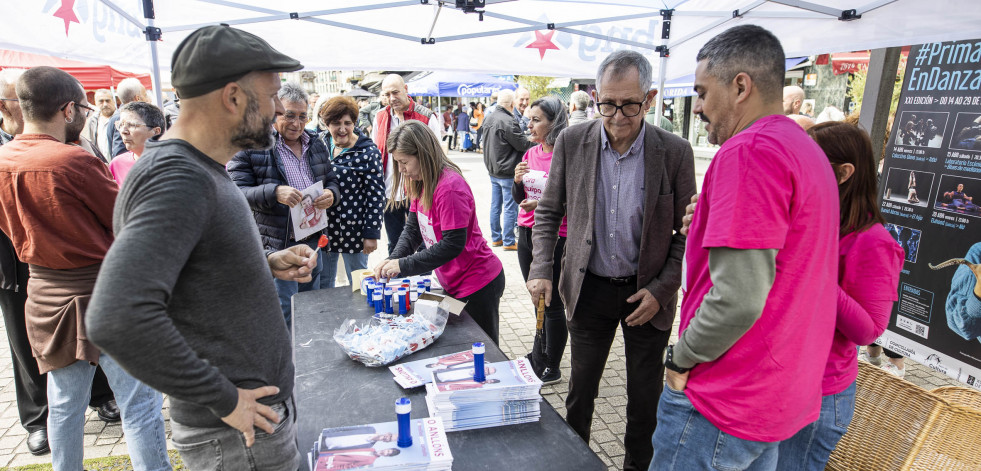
[526,30,559,59]
[53,0,80,37]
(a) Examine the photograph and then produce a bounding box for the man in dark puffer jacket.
[228,83,340,327]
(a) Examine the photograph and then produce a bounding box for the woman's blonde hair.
[386,121,463,212]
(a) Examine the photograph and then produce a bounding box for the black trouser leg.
[89,366,115,408]
[0,262,47,432]
[383,205,409,256]
[565,273,669,471]
[518,227,568,372]
[620,313,670,471]
[458,269,505,344]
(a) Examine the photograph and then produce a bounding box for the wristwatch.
[663,345,691,374]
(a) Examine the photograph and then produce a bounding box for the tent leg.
[857,47,901,167]
[143,0,165,108]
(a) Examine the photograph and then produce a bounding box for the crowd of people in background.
[0,21,911,471]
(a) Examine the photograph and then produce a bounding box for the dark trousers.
[517,226,568,373]
[566,273,671,471]
[384,205,410,256]
[447,129,458,149]
[0,261,113,433]
[457,269,505,345]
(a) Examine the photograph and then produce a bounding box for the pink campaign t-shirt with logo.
[517,145,567,237]
[681,114,839,442]
[411,168,503,298]
[108,151,138,186]
[823,224,904,395]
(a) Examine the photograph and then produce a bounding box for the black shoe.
[28,428,49,455]
[92,400,121,423]
[539,367,561,385]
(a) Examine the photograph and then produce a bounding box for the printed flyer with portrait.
[291,180,329,241]
[309,417,452,471]
[877,38,981,389]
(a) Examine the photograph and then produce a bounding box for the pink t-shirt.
[108,151,137,185]
[516,145,567,237]
[681,114,839,442]
[411,168,503,298]
[823,224,903,394]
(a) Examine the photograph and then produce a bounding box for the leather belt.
[586,270,637,287]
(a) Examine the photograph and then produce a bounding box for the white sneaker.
[860,351,883,366]
[880,362,905,379]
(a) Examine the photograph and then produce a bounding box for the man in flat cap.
[87,25,316,470]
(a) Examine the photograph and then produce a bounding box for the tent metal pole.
[98,0,146,29]
[766,0,843,18]
[669,0,765,49]
[142,0,164,108]
[655,10,671,123]
[858,47,901,168]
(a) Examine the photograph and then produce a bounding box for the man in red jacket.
[372,74,443,254]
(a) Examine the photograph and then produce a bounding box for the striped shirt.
[276,132,314,190]
[588,125,646,277]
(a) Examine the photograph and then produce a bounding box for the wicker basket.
[826,362,981,471]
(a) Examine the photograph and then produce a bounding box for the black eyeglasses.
[595,101,645,118]
[59,101,96,118]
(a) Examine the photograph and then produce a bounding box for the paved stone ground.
[0,149,961,470]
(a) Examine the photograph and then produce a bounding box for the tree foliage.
[515,75,558,100]
[847,56,907,117]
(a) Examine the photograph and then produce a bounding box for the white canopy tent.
[3,0,981,108]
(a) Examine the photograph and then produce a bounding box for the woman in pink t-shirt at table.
[511,96,569,384]
[373,121,505,343]
[776,122,905,471]
[107,102,164,185]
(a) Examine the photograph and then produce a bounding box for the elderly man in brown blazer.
[527,50,696,471]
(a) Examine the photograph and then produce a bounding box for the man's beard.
[231,90,275,150]
[66,115,85,143]
[101,108,114,118]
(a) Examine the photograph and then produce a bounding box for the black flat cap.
[171,25,302,99]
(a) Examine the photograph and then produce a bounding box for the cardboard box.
[415,292,466,317]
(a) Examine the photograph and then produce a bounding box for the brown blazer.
[528,120,696,331]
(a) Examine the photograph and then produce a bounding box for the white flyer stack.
[425,357,542,431]
[309,417,453,471]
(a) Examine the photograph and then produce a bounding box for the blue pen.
[473,342,485,382]
[396,398,412,448]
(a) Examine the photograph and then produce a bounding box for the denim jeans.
[171,400,300,471]
[489,176,518,246]
[48,355,169,471]
[650,386,779,471]
[776,381,856,471]
[320,251,369,288]
[274,238,323,329]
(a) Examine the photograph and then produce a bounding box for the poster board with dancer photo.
[877,38,981,389]
[291,181,329,241]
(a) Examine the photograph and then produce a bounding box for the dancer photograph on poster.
[930,243,981,342]
[950,112,981,151]
[935,174,981,217]
[882,168,934,208]
[884,223,922,263]
[894,111,948,148]
[319,425,395,452]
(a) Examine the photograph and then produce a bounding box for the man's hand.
[268,244,317,282]
[314,190,335,210]
[275,185,302,207]
[514,161,530,183]
[665,369,689,393]
[374,259,402,280]
[680,193,699,236]
[624,288,661,326]
[221,386,281,447]
[527,279,552,308]
[518,199,538,213]
[363,238,378,255]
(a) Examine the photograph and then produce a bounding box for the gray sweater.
[88,139,294,428]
